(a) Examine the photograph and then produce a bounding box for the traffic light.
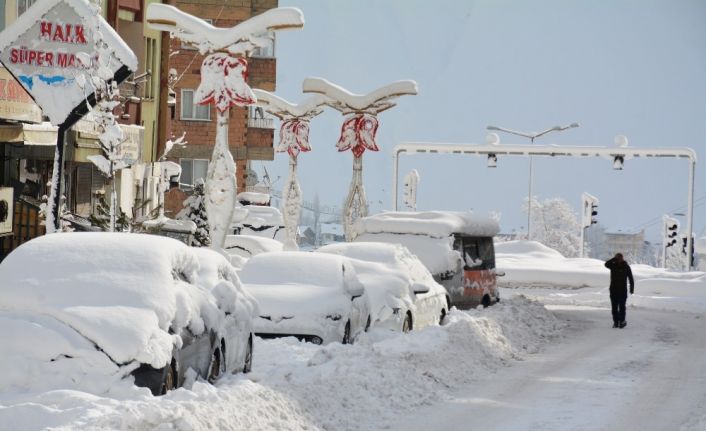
[581,193,599,229]
[487,153,497,168]
[665,220,678,247]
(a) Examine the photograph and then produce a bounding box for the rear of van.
[353,211,501,309]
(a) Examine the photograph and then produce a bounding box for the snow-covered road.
[393,306,706,431]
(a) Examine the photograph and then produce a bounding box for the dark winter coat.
[605,258,635,297]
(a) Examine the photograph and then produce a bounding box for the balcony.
[247,117,274,129]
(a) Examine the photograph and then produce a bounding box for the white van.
[353,211,502,308]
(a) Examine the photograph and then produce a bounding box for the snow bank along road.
[1,292,705,430]
[0,297,564,431]
[393,304,706,431]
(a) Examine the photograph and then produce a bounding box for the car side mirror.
[496,270,506,277]
[412,282,430,295]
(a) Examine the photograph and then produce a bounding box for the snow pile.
[496,240,704,288]
[222,234,284,268]
[232,205,286,241]
[0,296,562,430]
[236,192,270,206]
[497,240,706,313]
[0,233,235,395]
[355,210,500,238]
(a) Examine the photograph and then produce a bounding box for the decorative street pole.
[303,77,417,241]
[146,4,304,248]
[253,89,329,250]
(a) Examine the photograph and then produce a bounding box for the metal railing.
[247,117,274,129]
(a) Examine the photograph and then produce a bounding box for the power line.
[630,194,706,231]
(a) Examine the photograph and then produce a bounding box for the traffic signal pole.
[392,142,698,270]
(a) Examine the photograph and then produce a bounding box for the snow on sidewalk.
[497,240,706,313]
[0,296,563,431]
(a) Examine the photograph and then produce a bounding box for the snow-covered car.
[354,211,502,308]
[0,233,256,396]
[317,242,449,332]
[239,252,370,345]
[222,234,284,268]
[231,205,286,242]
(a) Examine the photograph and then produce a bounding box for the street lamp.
[486,122,579,239]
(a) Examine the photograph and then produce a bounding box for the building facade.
[0,0,165,258]
[603,229,648,262]
[163,0,277,217]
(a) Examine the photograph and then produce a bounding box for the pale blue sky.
[268,0,706,241]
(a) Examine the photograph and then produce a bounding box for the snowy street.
[393,303,706,431]
[1,1,705,430]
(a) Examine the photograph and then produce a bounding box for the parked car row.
[0,211,502,396]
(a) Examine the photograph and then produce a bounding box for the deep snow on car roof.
[354,210,500,238]
[0,233,220,367]
[239,251,347,288]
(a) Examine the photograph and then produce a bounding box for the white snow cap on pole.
[303,77,418,114]
[253,89,330,120]
[146,4,304,55]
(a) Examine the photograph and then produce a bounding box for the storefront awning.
[0,122,58,145]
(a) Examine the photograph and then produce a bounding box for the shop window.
[180,89,211,121]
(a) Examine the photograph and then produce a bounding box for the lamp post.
[252,89,330,250]
[303,77,417,241]
[486,122,579,239]
[146,4,304,249]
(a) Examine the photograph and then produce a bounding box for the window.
[180,89,211,121]
[144,37,157,99]
[179,159,208,189]
[251,32,275,57]
[459,236,495,270]
[17,0,37,16]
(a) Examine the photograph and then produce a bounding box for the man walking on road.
[605,253,635,328]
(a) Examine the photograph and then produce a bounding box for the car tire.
[208,345,225,383]
[161,360,177,395]
[365,315,372,332]
[342,320,352,344]
[402,312,412,333]
[482,295,491,308]
[439,308,447,325]
[243,335,253,373]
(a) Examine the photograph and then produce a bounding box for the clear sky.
[266,0,706,241]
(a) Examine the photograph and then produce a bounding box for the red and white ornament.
[336,113,379,158]
[277,119,312,157]
[195,53,255,112]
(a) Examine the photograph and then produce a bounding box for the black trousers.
[610,293,627,323]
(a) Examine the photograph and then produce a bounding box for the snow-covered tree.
[76,0,135,232]
[88,195,130,232]
[177,179,211,247]
[38,185,73,232]
[524,197,582,258]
